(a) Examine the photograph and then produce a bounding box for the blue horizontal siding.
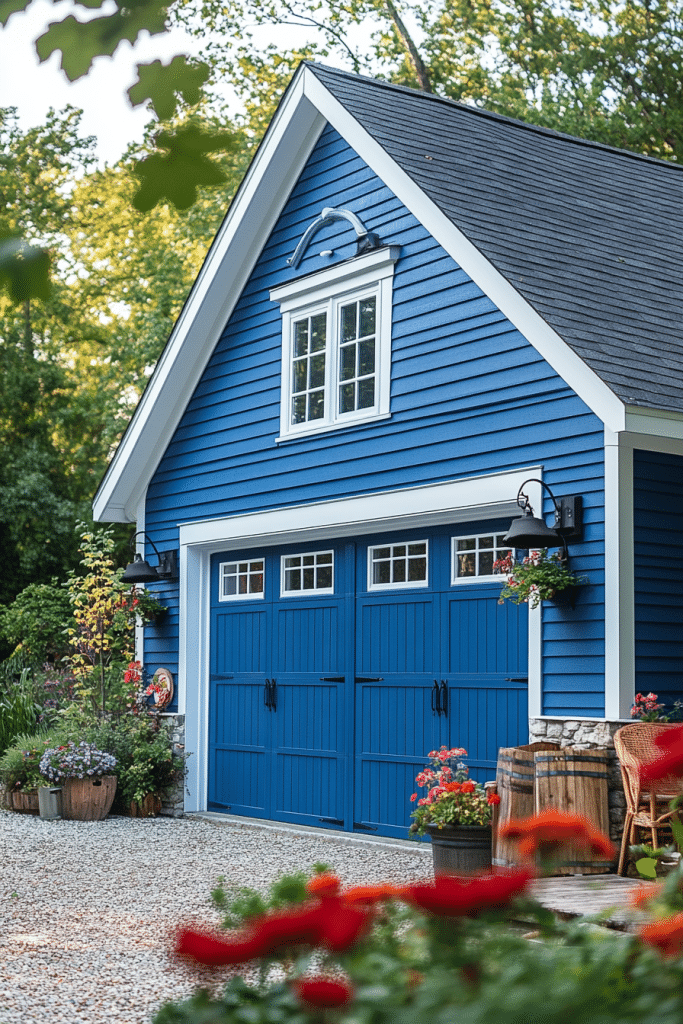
[144,123,606,717]
[634,449,683,708]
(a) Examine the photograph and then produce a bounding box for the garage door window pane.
[452,535,512,583]
[369,541,428,590]
[281,551,335,595]
[219,559,265,600]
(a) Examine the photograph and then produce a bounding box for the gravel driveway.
[0,810,431,1024]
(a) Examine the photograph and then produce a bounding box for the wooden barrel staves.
[534,747,612,875]
[492,742,560,869]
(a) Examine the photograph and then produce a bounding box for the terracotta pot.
[61,775,117,821]
[426,823,493,875]
[129,793,162,818]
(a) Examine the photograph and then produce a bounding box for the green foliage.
[0,234,50,302]
[0,581,74,664]
[35,1,170,81]
[87,717,185,809]
[133,123,238,211]
[0,671,42,757]
[128,56,211,120]
[211,865,331,929]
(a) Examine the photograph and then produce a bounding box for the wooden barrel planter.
[426,823,492,875]
[534,747,612,875]
[129,793,162,818]
[11,789,39,815]
[492,742,560,869]
[61,775,117,821]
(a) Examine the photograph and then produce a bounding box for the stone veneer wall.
[159,713,186,817]
[528,716,632,843]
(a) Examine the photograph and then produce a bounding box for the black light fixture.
[503,479,583,553]
[121,532,178,584]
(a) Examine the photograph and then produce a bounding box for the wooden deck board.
[530,875,649,931]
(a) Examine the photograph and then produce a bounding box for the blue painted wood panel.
[146,121,607,732]
[634,449,683,707]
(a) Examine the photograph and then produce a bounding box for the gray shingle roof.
[308,62,683,414]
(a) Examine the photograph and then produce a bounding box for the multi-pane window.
[452,534,512,582]
[368,541,428,590]
[291,312,327,424]
[270,247,397,440]
[281,551,334,595]
[219,559,265,600]
[339,296,376,414]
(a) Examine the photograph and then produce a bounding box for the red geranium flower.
[639,913,683,956]
[498,810,615,861]
[487,792,501,806]
[293,977,354,1008]
[175,926,265,966]
[399,870,532,917]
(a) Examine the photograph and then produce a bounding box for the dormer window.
[271,246,399,441]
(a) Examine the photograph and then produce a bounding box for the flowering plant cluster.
[494,549,585,608]
[153,814,683,1024]
[39,740,117,782]
[631,691,683,723]
[408,745,498,836]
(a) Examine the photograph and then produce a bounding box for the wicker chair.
[614,723,683,875]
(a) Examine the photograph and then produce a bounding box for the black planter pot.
[426,823,493,876]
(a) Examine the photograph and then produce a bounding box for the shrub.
[0,581,74,664]
[87,717,185,810]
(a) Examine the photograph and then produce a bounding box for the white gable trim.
[95,63,636,523]
[94,81,326,522]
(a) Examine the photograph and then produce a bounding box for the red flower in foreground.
[399,870,532,917]
[293,977,355,1008]
[341,883,403,905]
[487,792,501,806]
[175,896,372,967]
[639,724,683,786]
[639,913,683,956]
[176,927,265,966]
[498,810,615,861]
[306,873,341,897]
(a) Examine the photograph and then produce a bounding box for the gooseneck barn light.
[503,479,583,554]
[121,532,178,584]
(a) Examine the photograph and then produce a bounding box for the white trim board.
[179,468,540,552]
[91,62,673,525]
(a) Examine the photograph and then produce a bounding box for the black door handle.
[270,678,277,711]
[432,680,441,715]
[440,680,448,717]
[264,679,272,710]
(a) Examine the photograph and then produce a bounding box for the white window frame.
[367,540,429,591]
[218,558,265,601]
[270,247,399,441]
[280,549,335,597]
[451,533,513,585]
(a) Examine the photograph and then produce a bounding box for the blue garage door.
[209,524,527,837]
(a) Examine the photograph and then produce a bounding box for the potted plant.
[408,746,499,874]
[0,732,57,813]
[494,549,586,608]
[39,741,118,821]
